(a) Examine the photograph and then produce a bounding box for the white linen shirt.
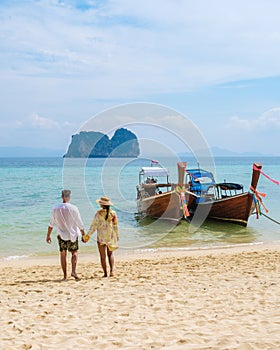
[49,203,84,242]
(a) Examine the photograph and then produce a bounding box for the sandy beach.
[0,244,279,350]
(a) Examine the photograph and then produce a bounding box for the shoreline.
[1,239,280,266]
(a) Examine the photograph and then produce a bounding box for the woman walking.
[83,196,119,277]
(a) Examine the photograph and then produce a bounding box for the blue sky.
[0,0,280,155]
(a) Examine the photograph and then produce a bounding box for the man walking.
[46,190,85,280]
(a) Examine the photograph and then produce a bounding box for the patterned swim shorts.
[57,235,79,252]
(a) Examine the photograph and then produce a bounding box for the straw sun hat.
[96,196,113,206]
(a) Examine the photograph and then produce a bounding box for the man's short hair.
[62,190,71,198]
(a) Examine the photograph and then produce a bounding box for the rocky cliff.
[64,128,140,158]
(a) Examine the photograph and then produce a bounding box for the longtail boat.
[184,162,263,226]
[136,166,182,223]
[136,162,263,227]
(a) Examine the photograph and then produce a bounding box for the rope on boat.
[259,212,280,225]
[253,210,280,225]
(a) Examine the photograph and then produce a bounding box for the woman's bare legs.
[98,242,108,277]
[107,247,115,276]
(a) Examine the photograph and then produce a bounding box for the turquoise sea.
[0,156,279,260]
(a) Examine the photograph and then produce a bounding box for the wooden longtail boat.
[136,166,182,223]
[184,162,262,226]
[136,162,262,227]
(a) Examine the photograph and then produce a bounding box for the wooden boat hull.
[136,162,262,227]
[137,190,182,223]
[189,192,255,226]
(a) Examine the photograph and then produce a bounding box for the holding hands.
[82,234,90,243]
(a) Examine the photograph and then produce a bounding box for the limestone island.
[64,128,140,158]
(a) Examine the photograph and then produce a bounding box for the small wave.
[132,241,266,254]
[2,255,30,261]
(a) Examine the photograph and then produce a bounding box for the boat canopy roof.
[139,167,170,177]
[187,169,215,185]
[216,182,243,190]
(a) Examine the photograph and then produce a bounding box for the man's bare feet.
[110,272,114,277]
[71,272,80,280]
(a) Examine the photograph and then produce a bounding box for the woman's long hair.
[102,205,110,220]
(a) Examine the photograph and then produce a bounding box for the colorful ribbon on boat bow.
[250,185,269,218]
[251,165,279,218]
[175,186,190,218]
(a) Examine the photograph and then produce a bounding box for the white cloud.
[14,113,77,130]
[29,113,60,129]
[227,108,280,131]
[259,108,280,128]
[226,116,253,131]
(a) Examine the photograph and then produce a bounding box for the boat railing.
[136,185,151,200]
[137,182,173,198]
[215,182,244,199]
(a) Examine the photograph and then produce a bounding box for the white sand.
[0,244,279,349]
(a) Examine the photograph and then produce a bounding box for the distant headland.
[63,128,140,158]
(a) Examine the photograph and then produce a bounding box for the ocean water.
[0,156,279,260]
